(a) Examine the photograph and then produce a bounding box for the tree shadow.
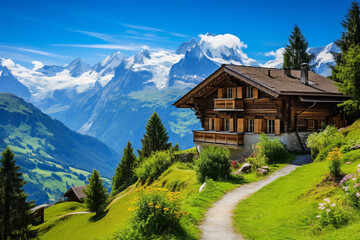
[89,209,109,222]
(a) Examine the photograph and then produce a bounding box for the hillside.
[234,120,360,239]
[0,93,120,204]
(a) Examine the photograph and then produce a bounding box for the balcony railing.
[214,98,244,110]
[193,130,244,146]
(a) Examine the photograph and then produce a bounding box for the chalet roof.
[64,185,87,200]
[174,65,349,108]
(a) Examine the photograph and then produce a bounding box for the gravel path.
[200,155,312,240]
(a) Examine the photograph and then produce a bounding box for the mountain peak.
[176,39,197,54]
[66,58,90,77]
[133,48,151,64]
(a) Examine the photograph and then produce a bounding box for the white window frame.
[247,119,254,132]
[267,119,275,134]
[224,118,230,131]
[226,88,233,98]
[246,86,253,98]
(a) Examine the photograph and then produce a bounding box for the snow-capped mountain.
[0,33,341,154]
[264,42,340,76]
[169,33,260,87]
[0,62,30,100]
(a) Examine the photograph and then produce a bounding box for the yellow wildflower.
[155,205,160,209]
[163,207,169,211]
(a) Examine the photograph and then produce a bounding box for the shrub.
[51,172,63,182]
[195,146,231,182]
[135,151,172,184]
[115,186,184,239]
[307,125,343,161]
[246,134,289,169]
[327,147,343,180]
[312,198,348,230]
[339,165,360,209]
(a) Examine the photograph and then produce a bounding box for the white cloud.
[264,47,285,58]
[32,61,44,70]
[123,23,192,38]
[0,45,63,57]
[53,43,149,51]
[199,33,247,49]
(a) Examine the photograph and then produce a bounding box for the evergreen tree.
[0,147,35,239]
[113,141,137,193]
[332,1,360,78]
[335,45,360,113]
[283,24,314,69]
[84,169,107,215]
[138,112,171,159]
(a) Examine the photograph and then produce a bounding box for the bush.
[307,125,343,161]
[327,147,343,180]
[51,172,63,182]
[135,151,172,184]
[195,146,231,182]
[246,134,289,169]
[115,186,183,239]
[311,198,348,231]
[339,165,360,209]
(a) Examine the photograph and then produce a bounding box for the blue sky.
[0,0,353,67]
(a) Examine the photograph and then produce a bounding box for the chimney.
[300,63,309,85]
[267,69,271,77]
[284,67,291,77]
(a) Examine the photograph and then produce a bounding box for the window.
[247,119,254,132]
[226,88,233,98]
[267,119,275,134]
[246,86,253,98]
[224,119,230,131]
[210,118,215,130]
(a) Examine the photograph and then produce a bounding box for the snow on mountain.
[0,61,30,99]
[263,42,340,76]
[65,57,91,77]
[169,33,260,87]
[308,42,340,77]
[199,33,260,66]
[176,39,197,54]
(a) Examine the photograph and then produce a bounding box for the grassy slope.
[35,156,293,240]
[234,121,360,240]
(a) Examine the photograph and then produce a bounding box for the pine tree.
[332,1,360,78]
[113,141,137,193]
[283,24,314,69]
[335,45,360,113]
[138,112,171,159]
[84,169,107,215]
[0,147,35,239]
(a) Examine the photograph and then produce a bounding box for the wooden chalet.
[174,64,350,156]
[64,185,87,203]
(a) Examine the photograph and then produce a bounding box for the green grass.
[233,158,360,240]
[35,153,296,240]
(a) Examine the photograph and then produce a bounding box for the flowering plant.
[311,198,348,230]
[232,161,239,169]
[339,164,360,209]
[126,186,184,237]
[327,147,343,180]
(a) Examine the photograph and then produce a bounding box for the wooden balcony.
[214,98,244,111]
[193,130,244,146]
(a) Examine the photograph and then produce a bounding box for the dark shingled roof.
[226,65,341,95]
[64,185,87,200]
[174,65,349,108]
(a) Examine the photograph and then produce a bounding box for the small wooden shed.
[64,185,88,203]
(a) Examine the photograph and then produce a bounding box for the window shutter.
[262,119,267,132]
[204,118,209,131]
[229,118,234,132]
[220,118,224,131]
[275,119,280,135]
[215,118,220,131]
[218,88,223,98]
[237,87,243,99]
[232,87,236,98]
[237,118,244,132]
[254,119,262,133]
[253,88,258,99]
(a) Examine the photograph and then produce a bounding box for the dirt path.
[200,155,312,240]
